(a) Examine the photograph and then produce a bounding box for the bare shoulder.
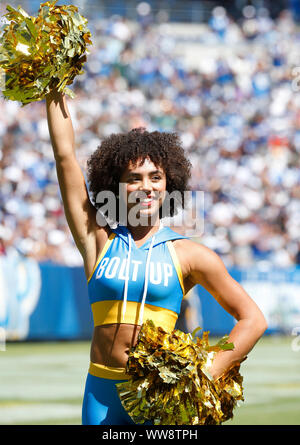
[172,238,224,278]
[93,211,112,241]
[91,223,112,263]
[173,237,217,259]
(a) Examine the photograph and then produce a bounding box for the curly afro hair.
[86,127,192,221]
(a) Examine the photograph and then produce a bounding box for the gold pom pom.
[0,1,92,105]
[116,320,244,425]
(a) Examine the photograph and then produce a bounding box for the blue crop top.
[87,221,189,332]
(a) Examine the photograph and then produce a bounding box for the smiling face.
[119,157,167,226]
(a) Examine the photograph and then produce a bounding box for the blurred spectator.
[0,6,299,269]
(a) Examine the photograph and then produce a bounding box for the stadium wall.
[0,254,300,341]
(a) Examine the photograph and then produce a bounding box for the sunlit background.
[0,0,300,425]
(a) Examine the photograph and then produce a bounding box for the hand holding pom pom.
[0,0,92,106]
[116,319,245,425]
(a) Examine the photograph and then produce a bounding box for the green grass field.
[0,335,299,425]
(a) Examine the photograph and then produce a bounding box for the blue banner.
[27,261,93,340]
[0,252,93,341]
[195,266,300,336]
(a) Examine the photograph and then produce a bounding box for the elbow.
[237,311,268,338]
[255,312,268,337]
[54,150,76,164]
[262,316,268,333]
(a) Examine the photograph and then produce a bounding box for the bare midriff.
[90,323,141,368]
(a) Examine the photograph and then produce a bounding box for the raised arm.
[45,88,107,274]
[185,240,267,380]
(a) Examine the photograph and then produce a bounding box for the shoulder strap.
[166,240,185,296]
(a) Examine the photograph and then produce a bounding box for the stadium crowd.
[0,5,299,269]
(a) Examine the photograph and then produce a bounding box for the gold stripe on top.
[88,362,129,380]
[91,300,178,332]
[87,232,116,283]
[166,240,185,296]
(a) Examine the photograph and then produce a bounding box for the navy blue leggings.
[82,373,153,425]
